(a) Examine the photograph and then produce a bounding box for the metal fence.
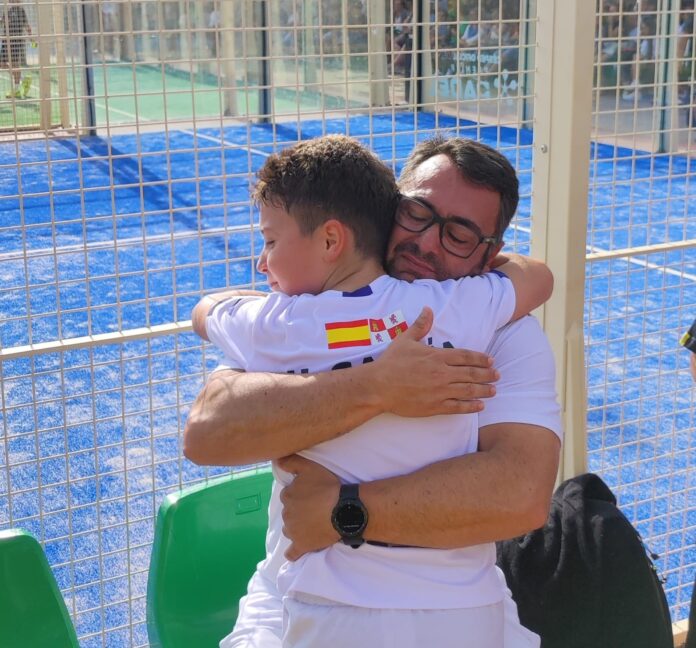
[0,0,694,645]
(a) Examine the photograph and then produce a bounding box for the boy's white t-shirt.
[206,272,515,609]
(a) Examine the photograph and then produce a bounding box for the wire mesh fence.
[0,1,694,645]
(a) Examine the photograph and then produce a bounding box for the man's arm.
[183,307,500,466]
[368,422,559,547]
[278,315,562,558]
[278,423,559,559]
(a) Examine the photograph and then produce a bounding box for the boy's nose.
[256,250,267,275]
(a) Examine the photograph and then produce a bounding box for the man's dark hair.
[398,135,519,239]
[253,135,399,260]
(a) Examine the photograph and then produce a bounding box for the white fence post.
[531,0,595,480]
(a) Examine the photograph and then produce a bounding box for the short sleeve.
[205,295,264,371]
[452,271,516,337]
[479,316,563,441]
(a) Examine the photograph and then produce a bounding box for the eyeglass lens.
[397,198,485,258]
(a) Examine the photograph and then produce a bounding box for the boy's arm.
[191,289,267,340]
[496,254,554,320]
[183,307,499,466]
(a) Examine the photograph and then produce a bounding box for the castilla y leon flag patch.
[325,311,408,349]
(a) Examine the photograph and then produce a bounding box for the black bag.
[496,473,673,648]
[685,578,696,648]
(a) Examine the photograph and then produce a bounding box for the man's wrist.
[347,361,389,418]
[355,479,387,543]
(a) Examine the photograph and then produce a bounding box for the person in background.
[206,1,221,58]
[621,5,658,102]
[0,0,33,99]
[681,317,696,380]
[390,0,413,102]
[677,0,695,128]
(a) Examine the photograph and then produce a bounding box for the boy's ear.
[321,219,351,261]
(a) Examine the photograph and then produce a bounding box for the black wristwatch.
[331,483,368,549]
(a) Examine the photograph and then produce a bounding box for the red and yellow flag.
[325,319,372,349]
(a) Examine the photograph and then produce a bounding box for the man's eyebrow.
[406,194,479,228]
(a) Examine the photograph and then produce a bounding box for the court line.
[93,102,271,157]
[0,224,256,263]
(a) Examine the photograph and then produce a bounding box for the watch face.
[335,502,366,536]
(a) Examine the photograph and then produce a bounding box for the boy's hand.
[278,454,340,561]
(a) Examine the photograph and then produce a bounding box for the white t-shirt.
[207,272,515,609]
[218,313,563,647]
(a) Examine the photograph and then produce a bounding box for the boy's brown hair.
[253,135,399,260]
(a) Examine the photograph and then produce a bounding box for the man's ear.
[321,219,350,261]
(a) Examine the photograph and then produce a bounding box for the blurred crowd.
[92,0,696,110]
[597,0,695,107]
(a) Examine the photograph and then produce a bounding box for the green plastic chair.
[147,466,273,648]
[0,529,80,648]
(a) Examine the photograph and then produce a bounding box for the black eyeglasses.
[395,196,499,259]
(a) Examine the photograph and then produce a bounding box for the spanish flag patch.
[325,319,372,349]
[325,311,408,349]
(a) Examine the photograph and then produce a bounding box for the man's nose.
[414,222,441,253]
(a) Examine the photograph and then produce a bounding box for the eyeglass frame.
[395,194,501,260]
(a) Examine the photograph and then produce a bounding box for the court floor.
[0,111,694,645]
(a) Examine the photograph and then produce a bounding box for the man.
[184,136,562,647]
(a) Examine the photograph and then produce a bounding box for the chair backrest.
[147,466,273,648]
[0,529,80,648]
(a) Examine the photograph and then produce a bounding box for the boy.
[195,134,553,647]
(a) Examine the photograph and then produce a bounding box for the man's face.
[386,154,504,282]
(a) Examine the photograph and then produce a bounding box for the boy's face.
[257,202,327,295]
[386,154,503,282]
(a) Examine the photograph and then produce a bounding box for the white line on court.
[93,102,271,158]
[0,225,254,263]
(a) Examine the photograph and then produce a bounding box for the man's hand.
[277,455,340,561]
[373,307,499,417]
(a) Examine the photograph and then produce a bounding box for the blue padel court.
[0,111,695,645]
